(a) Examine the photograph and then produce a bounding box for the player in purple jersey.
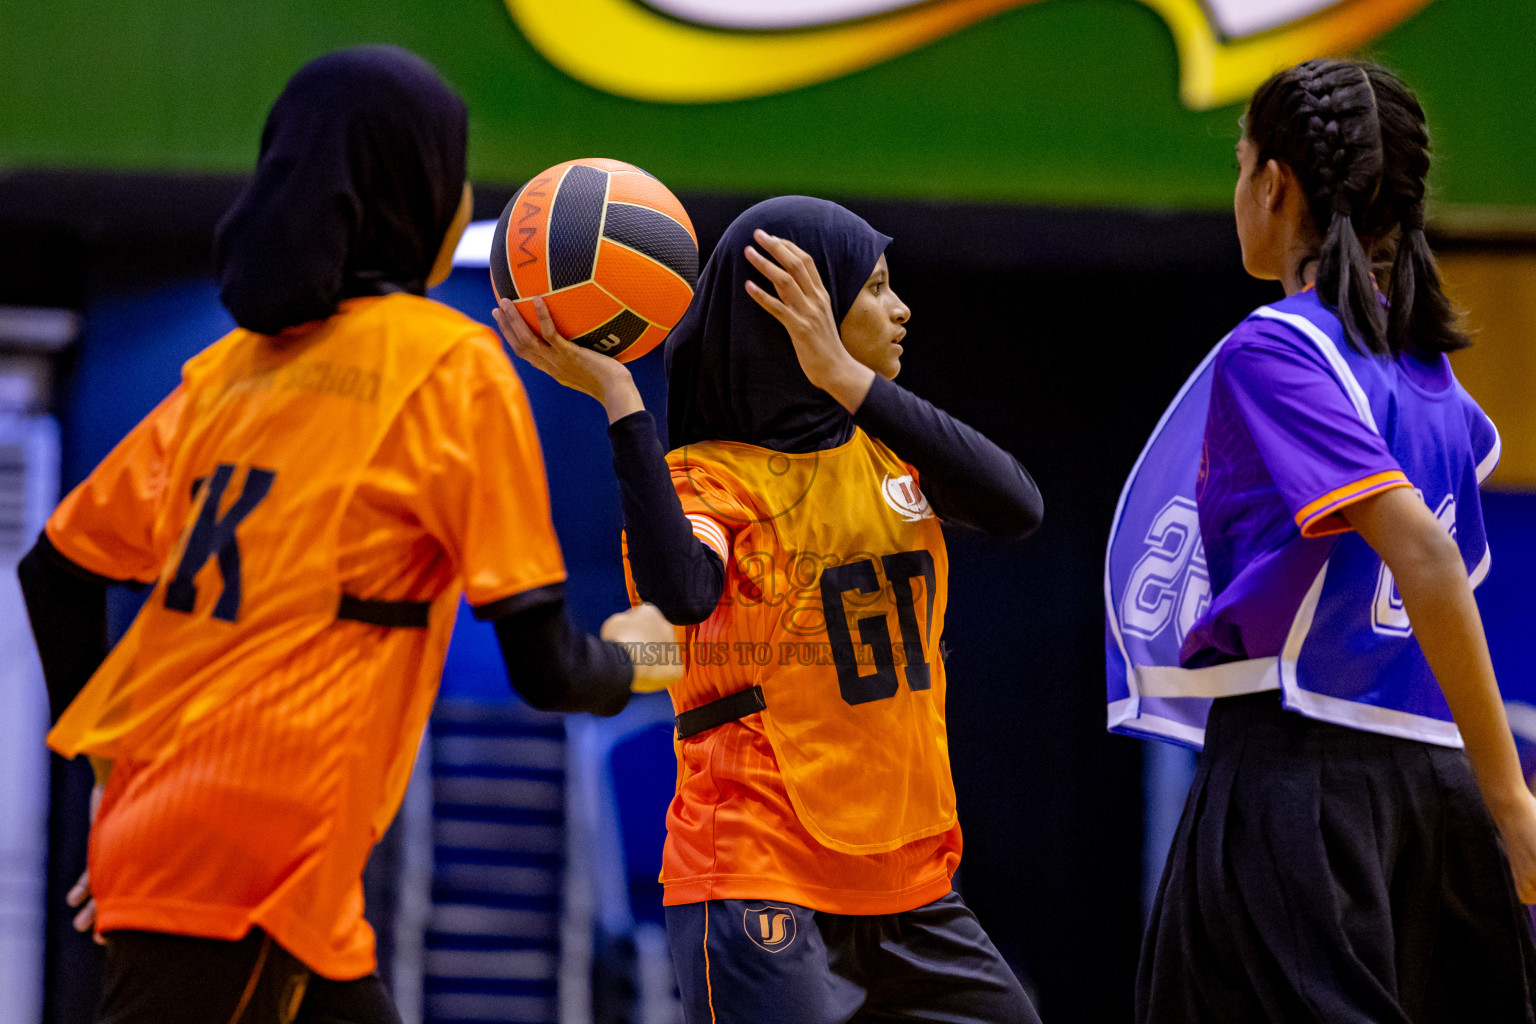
[1137,59,1536,1022]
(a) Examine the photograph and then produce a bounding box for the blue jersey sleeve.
[1214,326,1410,538]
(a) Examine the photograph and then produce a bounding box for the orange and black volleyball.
[490,158,699,362]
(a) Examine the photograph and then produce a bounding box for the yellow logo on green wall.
[505,0,1429,109]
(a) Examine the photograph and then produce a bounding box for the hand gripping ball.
[490,158,699,362]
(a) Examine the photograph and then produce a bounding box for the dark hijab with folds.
[665,196,891,454]
[214,46,468,335]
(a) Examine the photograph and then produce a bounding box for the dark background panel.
[880,253,1273,1019]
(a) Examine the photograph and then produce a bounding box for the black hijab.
[214,46,468,335]
[665,196,892,453]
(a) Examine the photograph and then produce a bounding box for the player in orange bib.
[17,47,676,1024]
[496,197,1045,1023]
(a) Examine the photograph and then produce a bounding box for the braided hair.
[1245,59,1467,357]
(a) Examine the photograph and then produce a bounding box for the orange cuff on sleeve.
[1295,470,1413,539]
[685,513,730,562]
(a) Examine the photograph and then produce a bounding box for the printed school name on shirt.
[213,360,382,407]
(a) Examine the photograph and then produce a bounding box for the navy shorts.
[666,890,1040,1024]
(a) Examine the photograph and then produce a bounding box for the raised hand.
[492,297,644,424]
[742,229,874,412]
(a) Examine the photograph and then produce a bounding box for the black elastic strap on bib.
[337,594,431,629]
[675,685,766,740]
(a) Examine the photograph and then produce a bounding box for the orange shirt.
[627,430,961,915]
[46,294,565,979]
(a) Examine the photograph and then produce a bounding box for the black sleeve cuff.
[608,409,659,455]
[473,581,567,621]
[19,533,112,724]
[32,531,141,588]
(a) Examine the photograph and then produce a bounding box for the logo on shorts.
[882,473,933,522]
[743,903,798,953]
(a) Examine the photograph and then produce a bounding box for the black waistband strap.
[337,594,431,629]
[675,685,766,739]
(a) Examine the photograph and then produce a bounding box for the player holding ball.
[496,195,1045,1023]
[19,47,677,1024]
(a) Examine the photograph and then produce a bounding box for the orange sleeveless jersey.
[626,430,962,915]
[45,294,565,979]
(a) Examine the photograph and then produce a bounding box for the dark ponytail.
[1386,207,1466,354]
[1245,59,1467,357]
[1317,194,1387,358]
[1373,70,1470,354]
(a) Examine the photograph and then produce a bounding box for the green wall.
[2,0,1531,209]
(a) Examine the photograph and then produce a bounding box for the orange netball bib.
[668,430,955,854]
[49,295,474,764]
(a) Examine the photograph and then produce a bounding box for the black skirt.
[1139,691,1536,1024]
